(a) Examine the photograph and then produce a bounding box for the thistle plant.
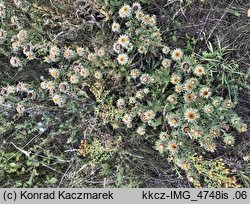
[0,1,248,187]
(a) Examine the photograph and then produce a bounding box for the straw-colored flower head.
[118,35,130,47]
[162,46,170,54]
[26,51,35,60]
[117,53,129,65]
[184,108,199,122]
[59,82,69,93]
[111,22,120,32]
[27,90,36,100]
[53,95,62,106]
[182,124,191,135]
[94,71,103,80]
[69,75,79,84]
[80,68,89,78]
[97,48,105,57]
[190,128,202,139]
[155,141,165,154]
[200,87,212,99]
[0,29,6,40]
[167,140,178,154]
[224,135,235,146]
[73,65,81,73]
[87,53,96,61]
[178,160,190,171]
[123,114,132,125]
[23,45,33,55]
[184,82,195,92]
[10,56,21,67]
[144,110,155,121]
[143,88,150,95]
[188,78,198,86]
[171,48,184,61]
[50,46,60,56]
[230,115,241,125]
[113,42,122,54]
[7,86,16,94]
[212,97,222,107]
[171,74,181,85]
[239,123,247,133]
[40,81,47,89]
[49,68,60,79]
[17,30,27,41]
[76,47,84,56]
[194,65,205,76]
[224,99,233,109]
[12,41,21,51]
[137,126,146,136]
[132,2,142,12]
[142,14,150,24]
[187,174,195,183]
[203,104,214,114]
[180,62,191,72]
[119,4,132,18]
[184,92,196,103]
[140,74,150,85]
[16,82,28,92]
[162,59,171,68]
[205,143,216,153]
[135,11,144,20]
[11,16,19,26]
[117,98,125,108]
[129,97,136,104]
[73,64,81,73]
[138,46,147,54]
[175,84,183,93]
[167,94,178,104]
[1,87,8,96]
[130,69,140,79]
[159,132,169,140]
[204,134,213,143]
[135,90,144,99]
[64,48,74,59]
[170,131,178,140]
[210,128,221,138]
[167,114,180,128]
